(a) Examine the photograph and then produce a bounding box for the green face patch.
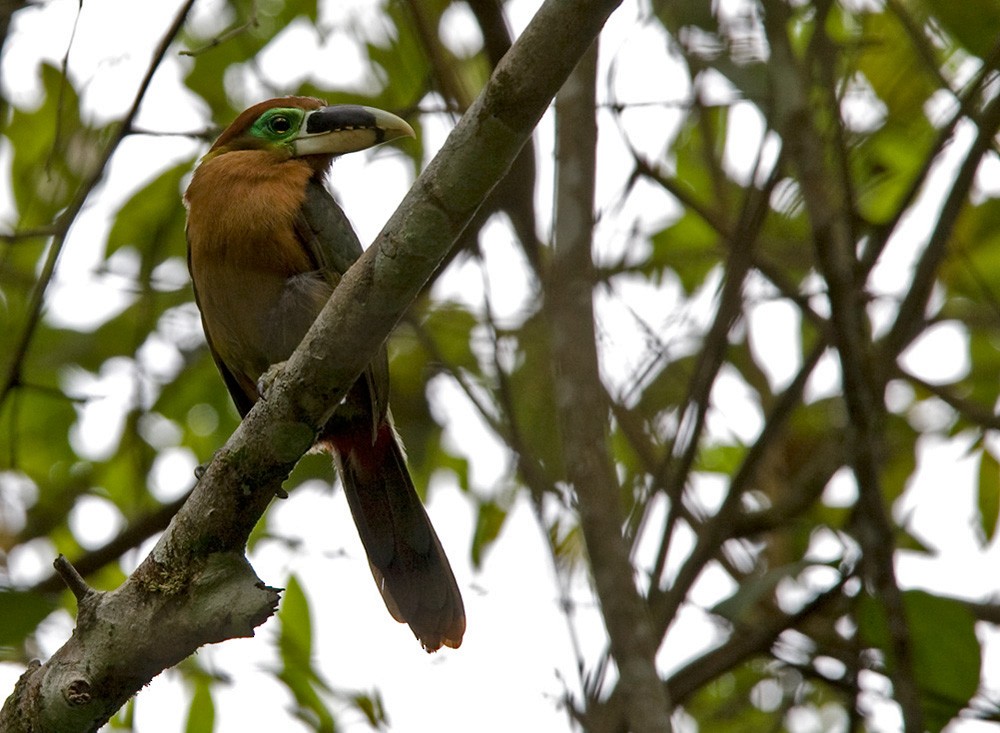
[248,107,306,145]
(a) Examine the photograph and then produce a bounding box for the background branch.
[546,41,673,733]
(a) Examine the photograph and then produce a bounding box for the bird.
[183,96,465,652]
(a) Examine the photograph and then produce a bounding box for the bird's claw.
[256,360,288,400]
[194,450,220,480]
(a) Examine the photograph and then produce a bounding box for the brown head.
[202,96,415,174]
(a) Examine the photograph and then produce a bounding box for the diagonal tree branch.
[0,0,624,729]
[641,157,785,632]
[880,91,1000,360]
[29,489,193,594]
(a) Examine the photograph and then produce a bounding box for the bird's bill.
[293,105,415,157]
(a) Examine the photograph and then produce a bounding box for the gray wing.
[295,179,391,438]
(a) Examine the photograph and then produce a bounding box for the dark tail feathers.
[332,424,465,652]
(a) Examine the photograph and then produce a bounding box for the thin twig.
[898,368,1000,431]
[32,490,193,594]
[858,35,1000,276]
[179,2,258,57]
[0,227,58,243]
[45,0,83,175]
[881,91,1000,360]
[645,153,784,605]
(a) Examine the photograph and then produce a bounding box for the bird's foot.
[256,360,288,400]
[194,450,220,480]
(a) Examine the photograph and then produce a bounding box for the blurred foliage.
[858,590,981,732]
[2,0,1000,731]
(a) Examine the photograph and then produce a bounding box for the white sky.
[2,1,1000,732]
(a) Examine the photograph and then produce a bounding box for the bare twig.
[52,555,95,605]
[588,571,851,731]
[899,368,1000,431]
[0,227,58,243]
[179,2,258,57]
[31,490,193,594]
[647,339,827,632]
[644,153,783,611]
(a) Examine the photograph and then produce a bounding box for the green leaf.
[366,1,433,108]
[384,320,448,492]
[852,118,934,225]
[471,497,507,568]
[656,0,717,33]
[894,526,933,555]
[924,0,1000,58]
[277,575,337,733]
[881,413,918,505]
[856,9,939,121]
[549,518,584,571]
[0,590,57,646]
[858,590,981,731]
[504,313,564,483]
[977,450,1000,544]
[637,353,697,416]
[106,161,193,273]
[184,676,216,733]
[648,212,720,293]
[682,661,788,732]
[153,346,242,459]
[1,392,89,543]
[278,573,313,668]
[420,302,480,373]
[695,443,745,475]
[350,691,387,728]
[728,336,774,406]
[108,698,135,729]
[7,64,104,228]
[182,0,319,119]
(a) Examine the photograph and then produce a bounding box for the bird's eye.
[269,115,292,134]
